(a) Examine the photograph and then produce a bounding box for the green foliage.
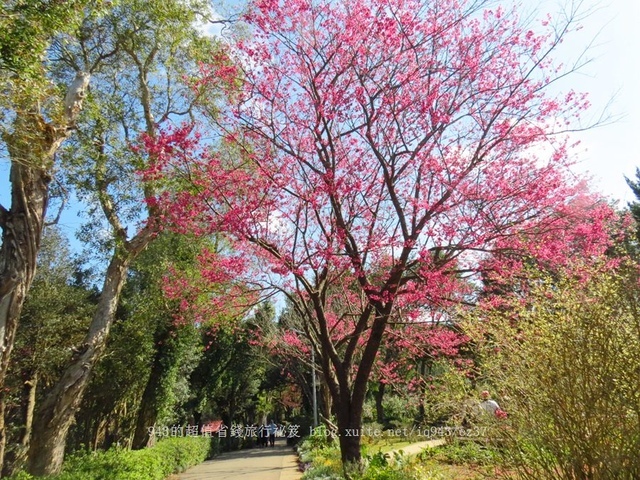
[303,425,336,452]
[467,265,640,480]
[0,0,98,121]
[380,395,418,428]
[357,460,433,480]
[6,436,213,480]
[419,440,499,466]
[299,436,451,480]
[70,233,209,449]
[299,440,343,480]
[5,472,34,480]
[420,360,474,428]
[1,0,88,78]
[51,0,222,257]
[15,227,96,385]
[192,319,267,426]
[4,227,95,467]
[626,167,640,239]
[0,0,112,140]
[2,0,232,469]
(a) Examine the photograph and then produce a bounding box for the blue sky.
[1,0,638,250]
[545,0,639,205]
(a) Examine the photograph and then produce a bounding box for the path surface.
[388,438,446,457]
[178,442,301,480]
[177,437,444,479]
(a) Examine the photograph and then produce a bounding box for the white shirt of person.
[480,399,500,415]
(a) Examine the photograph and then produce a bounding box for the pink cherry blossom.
[144,0,619,463]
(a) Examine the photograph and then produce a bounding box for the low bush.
[8,436,215,480]
[299,443,342,479]
[299,434,451,480]
[419,439,499,466]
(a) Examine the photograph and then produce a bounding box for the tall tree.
[2,227,94,475]
[626,167,640,239]
[0,0,100,468]
[24,0,223,473]
[62,232,202,452]
[150,0,615,466]
[129,233,213,450]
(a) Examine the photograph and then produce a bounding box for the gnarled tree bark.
[0,71,90,470]
[27,230,153,475]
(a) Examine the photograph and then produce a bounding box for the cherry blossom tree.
[372,321,470,419]
[148,0,616,465]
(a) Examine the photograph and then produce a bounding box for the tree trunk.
[321,380,332,422]
[336,399,363,466]
[0,72,90,471]
[27,248,134,475]
[323,312,390,466]
[132,325,173,449]
[0,160,50,470]
[193,410,203,433]
[20,373,38,450]
[0,396,7,476]
[132,381,160,450]
[2,371,39,476]
[375,381,386,426]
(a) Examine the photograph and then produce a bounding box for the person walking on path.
[268,420,277,447]
[258,423,268,447]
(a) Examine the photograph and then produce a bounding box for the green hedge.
[9,436,216,480]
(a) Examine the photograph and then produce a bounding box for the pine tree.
[626,168,640,237]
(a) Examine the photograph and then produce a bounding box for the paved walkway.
[384,438,446,463]
[176,438,444,479]
[389,438,446,456]
[177,442,301,480]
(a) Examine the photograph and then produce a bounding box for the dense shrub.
[467,266,640,480]
[419,440,499,466]
[380,395,418,428]
[8,436,215,480]
[419,359,474,427]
